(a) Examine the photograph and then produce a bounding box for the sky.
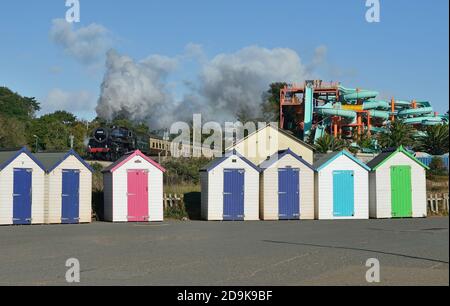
[0,0,448,125]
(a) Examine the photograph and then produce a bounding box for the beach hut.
[314,150,370,220]
[226,123,315,165]
[102,150,166,222]
[35,150,93,224]
[367,146,429,218]
[0,148,46,225]
[259,149,315,220]
[200,151,261,221]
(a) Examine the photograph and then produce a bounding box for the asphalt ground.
[0,217,448,286]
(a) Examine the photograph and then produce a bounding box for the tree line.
[1,85,449,158]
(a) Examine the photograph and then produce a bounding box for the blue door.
[223,169,245,221]
[13,169,32,225]
[333,170,355,217]
[278,168,300,220]
[62,170,80,224]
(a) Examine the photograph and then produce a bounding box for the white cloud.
[50,18,112,65]
[42,89,96,119]
[196,46,310,121]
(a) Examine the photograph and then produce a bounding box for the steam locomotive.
[87,126,150,161]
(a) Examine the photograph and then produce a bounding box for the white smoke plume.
[196,46,309,122]
[96,46,315,128]
[96,50,178,128]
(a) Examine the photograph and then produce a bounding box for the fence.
[427,193,449,214]
[163,193,184,210]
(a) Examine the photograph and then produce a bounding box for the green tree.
[429,156,448,176]
[261,82,287,121]
[378,121,415,149]
[416,124,449,155]
[0,87,40,119]
[28,111,80,152]
[314,133,347,153]
[0,115,27,148]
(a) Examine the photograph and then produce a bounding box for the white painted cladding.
[315,154,369,220]
[260,154,314,220]
[0,153,45,225]
[201,155,260,221]
[104,155,164,222]
[45,155,92,224]
[369,152,427,218]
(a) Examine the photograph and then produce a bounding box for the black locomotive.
[87,126,150,161]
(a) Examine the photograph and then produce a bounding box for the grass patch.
[163,184,201,220]
[164,206,189,220]
[164,183,200,195]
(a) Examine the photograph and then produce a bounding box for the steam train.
[87,126,151,161]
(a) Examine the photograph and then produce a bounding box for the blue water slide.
[398,107,434,117]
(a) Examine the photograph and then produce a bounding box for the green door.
[391,166,413,218]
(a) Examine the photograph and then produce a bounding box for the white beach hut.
[314,150,370,220]
[35,150,93,224]
[102,150,166,222]
[259,149,315,220]
[0,148,46,225]
[367,146,429,218]
[200,151,261,221]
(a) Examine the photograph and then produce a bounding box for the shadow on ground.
[184,192,201,220]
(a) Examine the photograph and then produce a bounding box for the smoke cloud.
[50,19,112,65]
[96,50,177,128]
[96,45,316,128]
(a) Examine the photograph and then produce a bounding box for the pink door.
[127,170,149,222]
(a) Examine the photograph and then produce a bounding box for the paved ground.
[0,218,448,286]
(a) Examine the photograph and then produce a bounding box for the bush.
[428,157,448,176]
[162,157,211,185]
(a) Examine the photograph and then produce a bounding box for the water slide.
[363,100,390,110]
[338,86,379,101]
[303,84,314,139]
[398,107,434,117]
[404,116,446,125]
[368,110,391,120]
[315,106,357,120]
[303,83,446,146]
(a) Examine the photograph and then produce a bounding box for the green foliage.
[429,156,448,176]
[0,115,28,148]
[378,121,415,149]
[261,82,287,121]
[164,206,189,220]
[162,157,211,185]
[416,124,449,155]
[90,162,104,173]
[0,87,40,120]
[314,133,347,153]
[357,132,375,151]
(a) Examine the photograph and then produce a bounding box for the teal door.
[333,170,355,217]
